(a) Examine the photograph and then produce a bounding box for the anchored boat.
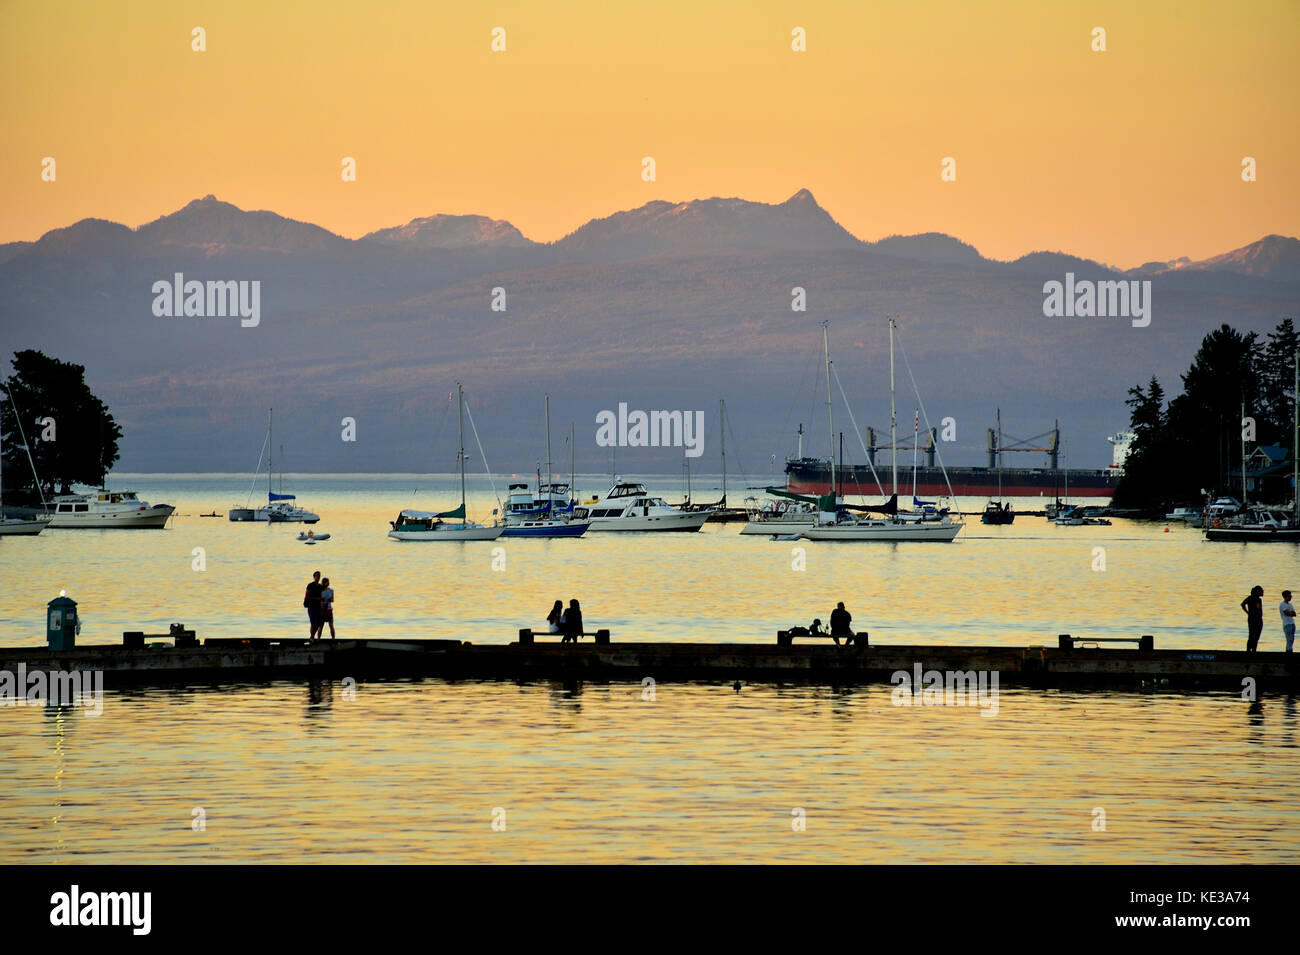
[576,481,710,532]
[229,409,319,523]
[389,382,504,541]
[800,320,964,542]
[49,489,175,528]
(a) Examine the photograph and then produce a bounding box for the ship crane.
[861,420,1062,470]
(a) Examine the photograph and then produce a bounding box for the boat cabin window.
[75,504,88,512]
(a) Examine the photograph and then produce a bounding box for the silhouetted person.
[320,577,335,640]
[1242,585,1264,652]
[547,600,564,635]
[1280,589,1296,653]
[560,599,584,643]
[830,601,855,646]
[809,618,825,637]
[304,571,324,640]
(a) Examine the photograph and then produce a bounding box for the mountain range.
[1,190,1297,477]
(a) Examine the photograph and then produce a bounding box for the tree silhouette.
[1,350,122,496]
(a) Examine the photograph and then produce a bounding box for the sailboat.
[801,320,964,542]
[0,388,52,535]
[501,396,591,537]
[981,408,1015,525]
[228,409,319,523]
[389,383,504,541]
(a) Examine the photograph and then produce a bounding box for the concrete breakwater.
[1,636,1296,692]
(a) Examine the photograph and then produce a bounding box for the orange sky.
[1,0,1296,267]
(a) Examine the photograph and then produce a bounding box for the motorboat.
[576,481,710,532]
[49,489,175,528]
[1205,509,1300,542]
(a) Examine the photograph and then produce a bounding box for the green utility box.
[47,595,78,651]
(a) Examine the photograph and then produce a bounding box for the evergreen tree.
[0,350,122,496]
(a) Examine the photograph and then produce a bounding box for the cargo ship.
[782,427,1131,500]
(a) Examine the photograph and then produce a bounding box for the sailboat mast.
[268,408,273,501]
[457,383,466,513]
[912,410,918,503]
[889,319,898,498]
[545,394,552,507]
[570,421,576,502]
[997,407,1004,500]
[720,398,727,507]
[1241,399,1248,508]
[823,323,835,497]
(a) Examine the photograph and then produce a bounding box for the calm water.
[2,474,1298,863]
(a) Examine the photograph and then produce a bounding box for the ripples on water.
[3,681,1297,864]
[2,476,1298,863]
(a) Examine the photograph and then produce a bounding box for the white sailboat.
[229,409,319,523]
[0,394,52,535]
[389,383,504,541]
[801,320,964,542]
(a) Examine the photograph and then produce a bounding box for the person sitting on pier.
[560,599,584,643]
[809,618,826,637]
[830,601,856,646]
[547,600,564,635]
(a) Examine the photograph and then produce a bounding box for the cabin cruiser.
[48,490,175,528]
[1205,508,1300,542]
[575,481,710,532]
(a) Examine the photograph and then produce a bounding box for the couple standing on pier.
[1241,586,1294,652]
[304,570,336,640]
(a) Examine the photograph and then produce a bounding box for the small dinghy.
[298,531,330,543]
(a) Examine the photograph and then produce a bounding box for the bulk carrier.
[782,426,1131,499]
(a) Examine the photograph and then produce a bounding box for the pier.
[2,634,1297,692]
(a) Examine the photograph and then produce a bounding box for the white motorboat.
[49,490,175,528]
[388,382,504,542]
[577,481,710,532]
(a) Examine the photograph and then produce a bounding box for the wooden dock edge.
[0,640,1296,692]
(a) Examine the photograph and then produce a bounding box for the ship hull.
[784,462,1119,498]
